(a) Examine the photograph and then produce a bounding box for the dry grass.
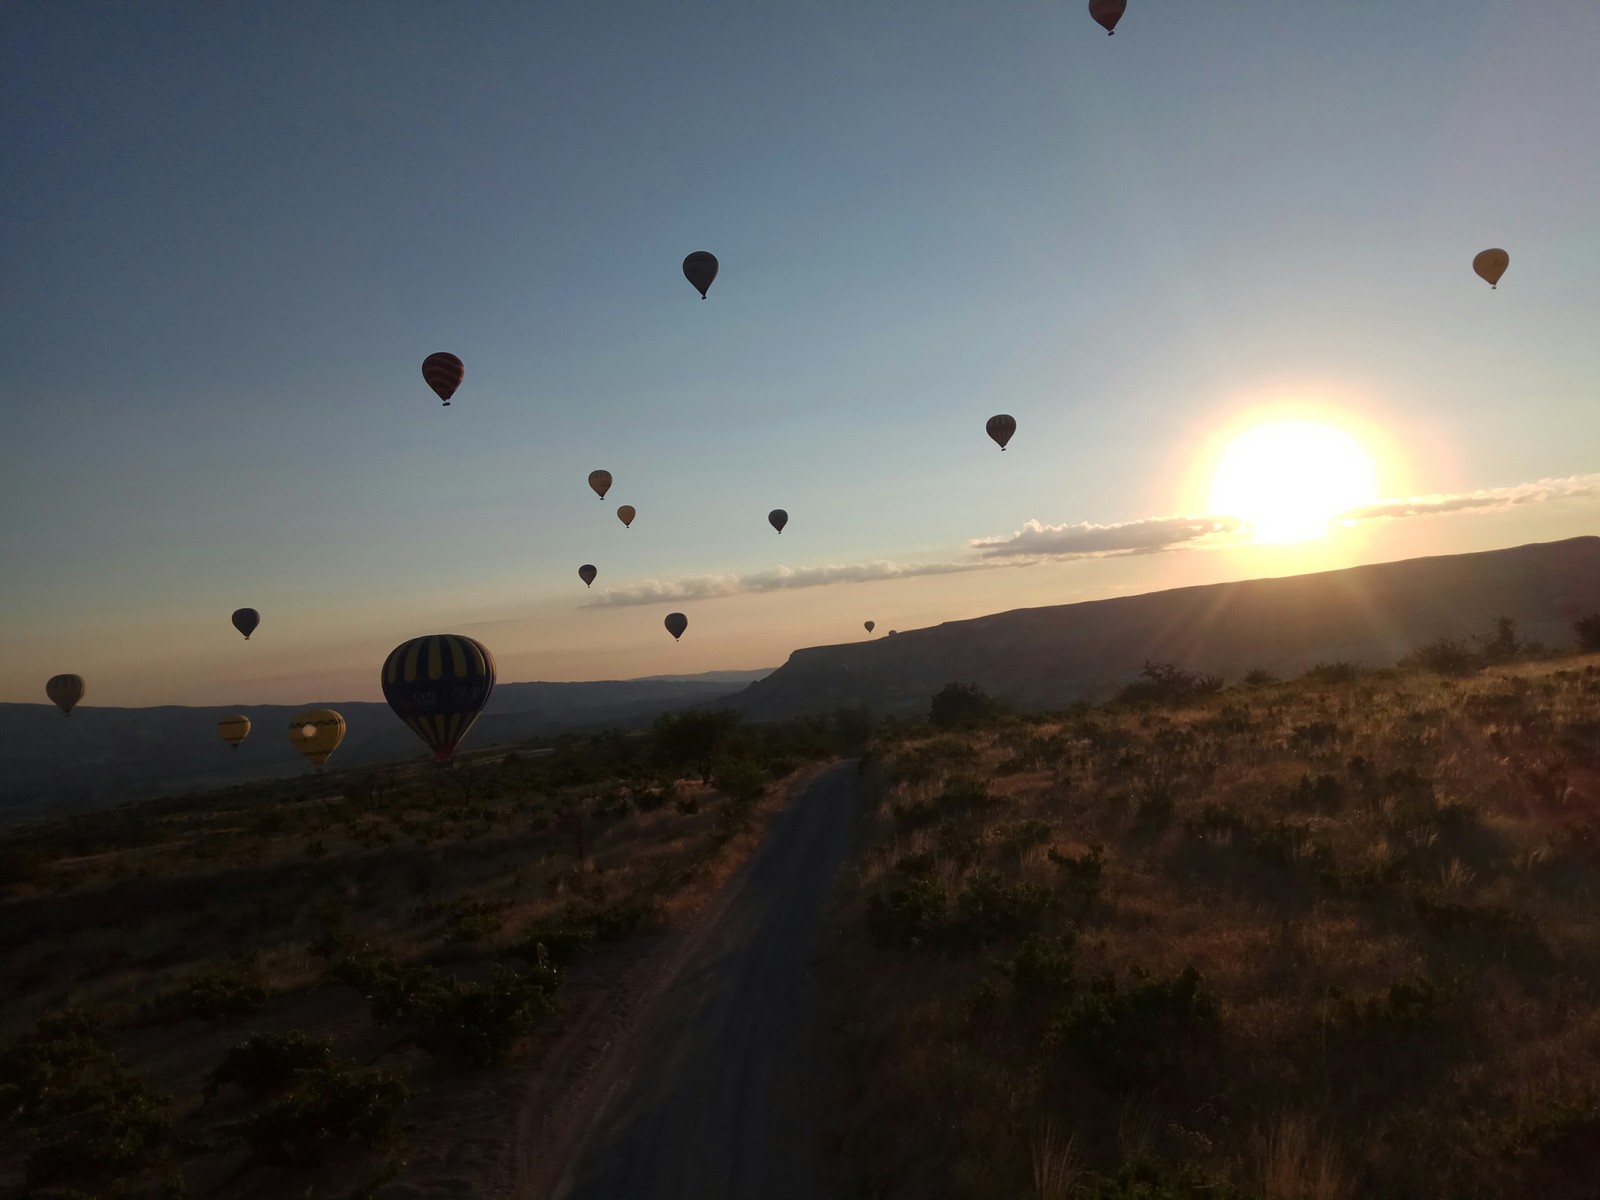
[821,656,1600,1199]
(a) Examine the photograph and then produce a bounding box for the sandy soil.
[513,762,859,1200]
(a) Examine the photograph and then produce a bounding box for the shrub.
[1077,1157,1249,1199]
[1007,931,1077,995]
[1116,663,1224,707]
[652,708,742,784]
[1048,844,1105,897]
[1575,614,1600,653]
[1332,976,1437,1032]
[225,1062,410,1167]
[444,896,507,945]
[23,1073,173,1193]
[866,878,948,948]
[159,959,269,1022]
[1400,637,1481,677]
[405,965,560,1068]
[714,758,769,803]
[930,682,1004,728]
[1049,966,1219,1087]
[204,1032,336,1101]
[1241,668,1279,687]
[953,871,1052,943]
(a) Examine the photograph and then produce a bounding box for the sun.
[1207,421,1379,544]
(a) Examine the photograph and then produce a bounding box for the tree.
[1115,662,1224,707]
[1477,616,1521,664]
[651,709,741,785]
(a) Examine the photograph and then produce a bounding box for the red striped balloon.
[421,353,465,406]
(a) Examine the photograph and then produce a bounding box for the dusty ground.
[505,762,860,1200]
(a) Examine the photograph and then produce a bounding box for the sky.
[2,0,1597,707]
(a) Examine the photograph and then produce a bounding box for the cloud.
[585,559,997,607]
[969,515,1247,559]
[1337,474,1600,523]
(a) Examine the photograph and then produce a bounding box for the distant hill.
[0,672,767,823]
[734,537,1600,721]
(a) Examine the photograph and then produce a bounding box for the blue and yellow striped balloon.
[380,634,496,762]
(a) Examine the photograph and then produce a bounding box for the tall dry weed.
[1030,1120,1081,1200]
[1256,1115,1349,1200]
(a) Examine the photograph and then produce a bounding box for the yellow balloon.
[289,708,345,769]
[1473,248,1509,289]
[218,714,251,750]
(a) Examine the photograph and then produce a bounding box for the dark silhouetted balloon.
[422,353,464,406]
[617,504,636,528]
[1089,0,1126,34]
[381,634,497,763]
[1473,248,1509,289]
[289,708,345,769]
[588,470,612,499]
[231,608,260,640]
[986,414,1016,450]
[664,612,688,641]
[579,564,597,588]
[683,251,718,299]
[864,620,875,634]
[46,674,85,716]
[768,508,788,534]
[218,714,251,749]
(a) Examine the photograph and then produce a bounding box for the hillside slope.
[736,537,1600,720]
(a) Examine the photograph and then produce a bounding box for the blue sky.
[3,0,1597,705]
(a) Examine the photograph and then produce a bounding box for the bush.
[405,965,559,1068]
[1332,976,1437,1032]
[1048,843,1105,897]
[929,682,1004,728]
[157,959,268,1022]
[1007,931,1077,995]
[1049,966,1219,1087]
[1241,668,1278,687]
[652,708,742,784]
[204,1032,336,1101]
[1575,614,1600,653]
[714,758,769,803]
[1116,662,1223,707]
[866,878,948,948]
[1400,636,1482,677]
[225,1062,410,1167]
[1301,661,1361,684]
[953,872,1052,943]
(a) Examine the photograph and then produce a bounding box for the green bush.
[1332,976,1437,1032]
[953,872,1052,943]
[1049,966,1218,1087]
[224,1062,410,1167]
[405,965,559,1068]
[1078,1157,1248,1199]
[1007,931,1077,995]
[1047,843,1105,897]
[1116,662,1223,707]
[204,1032,336,1101]
[1401,636,1482,677]
[929,682,1004,728]
[157,959,268,1022]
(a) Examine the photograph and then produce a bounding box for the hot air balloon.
[579,564,598,588]
[617,504,636,529]
[1089,0,1126,34]
[231,608,260,640]
[768,508,788,534]
[1473,248,1509,289]
[683,251,718,299]
[588,470,613,499]
[289,708,345,769]
[422,353,464,406]
[986,414,1016,450]
[381,634,497,763]
[218,714,251,750]
[864,621,875,634]
[664,612,688,641]
[46,674,85,716]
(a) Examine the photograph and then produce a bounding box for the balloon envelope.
[864,621,875,633]
[1473,248,1509,288]
[986,414,1017,450]
[218,714,251,749]
[1089,0,1126,34]
[768,508,788,533]
[46,674,85,716]
[617,504,636,528]
[381,634,497,762]
[664,612,688,641]
[588,470,613,499]
[289,708,345,768]
[422,353,464,405]
[231,608,260,640]
[683,251,718,298]
[579,564,597,588]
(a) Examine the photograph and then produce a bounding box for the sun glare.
[1208,421,1378,544]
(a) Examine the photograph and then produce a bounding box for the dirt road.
[542,763,858,1200]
